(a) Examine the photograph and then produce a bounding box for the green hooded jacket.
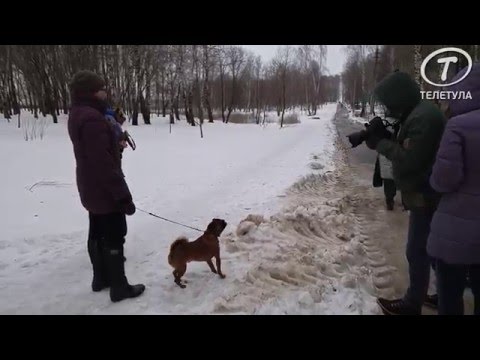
[373,71,446,209]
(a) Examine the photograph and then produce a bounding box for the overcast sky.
[242,45,345,75]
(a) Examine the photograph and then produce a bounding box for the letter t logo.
[437,56,458,81]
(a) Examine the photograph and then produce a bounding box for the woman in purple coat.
[427,63,480,315]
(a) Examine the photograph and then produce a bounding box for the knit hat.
[69,70,106,98]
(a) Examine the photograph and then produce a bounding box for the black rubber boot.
[105,247,145,303]
[88,237,110,292]
[92,276,109,292]
[424,294,438,310]
[377,298,421,315]
[386,199,394,211]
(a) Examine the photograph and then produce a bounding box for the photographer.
[348,71,446,315]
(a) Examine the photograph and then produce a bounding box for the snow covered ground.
[349,114,368,125]
[0,104,380,314]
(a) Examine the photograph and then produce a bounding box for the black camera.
[347,126,369,148]
[346,117,390,148]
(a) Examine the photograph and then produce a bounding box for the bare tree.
[414,45,423,89]
[254,55,262,124]
[297,45,313,115]
[202,45,214,123]
[272,46,294,128]
[2,44,343,130]
[225,46,245,123]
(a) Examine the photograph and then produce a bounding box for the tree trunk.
[174,97,180,120]
[132,96,139,126]
[155,72,160,117]
[352,77,357,110]
[205,87,213,123]
[203,46,214,123]
[141,95,151,125]
[246,78,252,112]
[305,82,311,116]
[14,71,25,116]
[169,94,175,124]
[220,66,226,123]
[203,78,213,123]
[33,96,38,119]
[226,107,233,123]
[187,89,195,126]
[27,90,33,114]
[161,71,167,117]
[51,109,58,123]
[255,78,261,124]
[5,46,17,117]
[44,83,58,124]
[174,86,181,121]
[184,89,195,126]
[226,75,236,124]
[142,67,151,124]
[126,87,132,122]
[197,91,204,125]
[162,100,168,117]
[183,90,189,124]
[360,101,366,118]
[62,85,68,114]
[280,71,286,128]
[163,100,167,118]
[195,78,203,125]
[414,45,423,90]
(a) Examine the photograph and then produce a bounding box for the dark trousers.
[403,208,434,311]
[383,179,396,202]
[88,212,127,280]
[435,259,480,315]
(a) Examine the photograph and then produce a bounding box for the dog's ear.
[206,220,217,233]
[214,219,227,228]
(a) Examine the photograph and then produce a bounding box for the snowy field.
[0,103,380,314]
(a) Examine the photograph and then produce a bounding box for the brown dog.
[168,218,227,288]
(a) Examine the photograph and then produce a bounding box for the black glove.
[365,134,384,150]
[347,130,368,148]
[366,128,391,149]
[120,198,136,216]
[365,117,389,149]
[365,117,385,136]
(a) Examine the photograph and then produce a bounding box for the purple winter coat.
[68,96,132,215]
[427,63,480,264]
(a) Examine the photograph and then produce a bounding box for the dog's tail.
[168,237,189,266]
